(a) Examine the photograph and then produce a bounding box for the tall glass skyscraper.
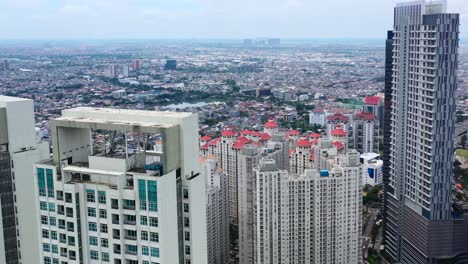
[384,1,468,263]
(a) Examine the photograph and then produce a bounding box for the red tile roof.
[221,130,236,137]
[309,132,321,139]
[251,131,262,137]
[332,141,345,150]
[264,118,278,128]
[296,139,313,148]
[364,96,381,105]
[288,130,300,136]
[236,136,251,144]
[327,113,350,122]
[355,111,376,121]
[240,129,252,135]
[331,129,347,136]
[232,141,245,150]
[208,138,221,145]
[260,133,271,141]
[200,135,212,141]
[200,144,209,150]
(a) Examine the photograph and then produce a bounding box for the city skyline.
[0,0,467,40]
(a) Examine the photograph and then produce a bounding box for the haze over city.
[0,0,467,39]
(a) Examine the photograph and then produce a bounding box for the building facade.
[203,157,229,264]
[35,107,207,264]
[0,96,49,264]
[253,139,362,264]
[384,1,468,263]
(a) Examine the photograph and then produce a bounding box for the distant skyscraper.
[107,64,117,78]
[384,1,468,263]
[132,59,141,71]
[0,60,7,71]
[267,38,281,46]
[122,65,129,77]
[0,96,49,264]
[34,107,207,264]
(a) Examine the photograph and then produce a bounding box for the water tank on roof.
[320,170,329,177]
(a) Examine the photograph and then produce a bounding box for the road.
[362,208,379,259]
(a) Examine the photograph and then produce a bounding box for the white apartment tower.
[237,146,262,264]
[34,107,207,264]
[0,96,49,264]
[202,157,229,264]
[253,141,362,264]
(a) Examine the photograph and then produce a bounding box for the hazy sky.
[0,0,466,39]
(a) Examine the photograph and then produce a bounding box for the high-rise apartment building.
[202,157,229,264]
[34,107,207,264]
[0,96,49,264]
[253,140,362,264]
[384,1,468,263]
[237,146,261,264]
[132,60,141,71]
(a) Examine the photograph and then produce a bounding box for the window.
[44,257,51,264]
[150,247,160,257]
[50,217,56,226]
[38,168,46,196]
[149,217,158,227]
[57,205,64,215]
[43,243,50,252]
[101,238,108,248]
[88,222,97,232]
[148,180,157,212]
[68,236,75,246]
[88,207,96,217]
[86,190,95,202]
[98,191,106,204]
[41,215,48,225]
[42,229,49,238]
[69,250,76,260]
[126,245,137,255]
[59,233,66,243]
[140,216,147,225]
[141,231,148,241]
[52,259,58,264]
[51,231,57,240]
[100,224,108,233]
[142,246,149,256]
[184,217,189,227]
[58,219,65,229]
[90,250,99,260]
[52,245,58,254]
[67,222,74,232]
[56,190,63,201]
[102,252,109,262]
[49,203,56,212]
[183,188,189,199]
[65,192,72,203]
[143,261,149,264]
[184,203,189,213]
[123,199,135,210]
[89,236,98,246]
[99,209,107,219]
[185,245,190,255]
[111,199,119,209]
[150,232,159,243]
[126,230,137,239]
[40,201,47,211]
[184,231,190,241]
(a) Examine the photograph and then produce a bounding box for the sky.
[0,0,466,40]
